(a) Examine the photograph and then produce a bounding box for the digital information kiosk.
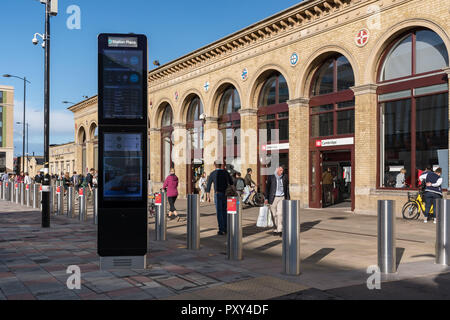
[98,34,148,269]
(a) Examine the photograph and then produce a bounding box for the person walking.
[423,168,443,224]
[322,167,333,205]
[264,165,290,237]
[17,171,24,184]
[163,168,179,220]
[243,168,256,204]
[24,172,32,185]
[1,172,8,182]
[71,171,79,192]
[199,172,207,203]
[206,161,233,235]
[62,172,71,195]
[234,172,246,199]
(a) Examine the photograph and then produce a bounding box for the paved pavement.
[0,198,449,300]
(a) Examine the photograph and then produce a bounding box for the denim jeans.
[214,193,227,233]
[424,192,442,219]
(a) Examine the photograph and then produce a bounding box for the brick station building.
[71,0,450,216]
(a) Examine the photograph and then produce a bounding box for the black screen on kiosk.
[103,132,143,201]
[101,42,144,120]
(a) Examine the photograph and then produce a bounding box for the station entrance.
[310,144,354,211]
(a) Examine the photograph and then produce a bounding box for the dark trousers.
[215,193,227,233]
[424,192,441,219]
[168,196,177,212]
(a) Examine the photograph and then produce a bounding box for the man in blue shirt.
[423,168,443,224]
[206,161,233,235]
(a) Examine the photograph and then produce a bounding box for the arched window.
[310,54,355,138]
[380,29,449,82]
[218,86,241,172]
[258,72,289,107]
[187,96,204,122]
[378,29,449,189]
[160,105,174,180]
[186,96,204,194]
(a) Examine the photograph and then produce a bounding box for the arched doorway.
[186,96,204,194]
[378,28,449,190]
[218,85,241,174]
[90,123,98,171]
[309,54,356,209]
[161,104,174,181]
[78,127,87,175]
[257,71,290,192]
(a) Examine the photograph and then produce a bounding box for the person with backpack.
[235,172,246,199]
[163,167,179,220]
[423,168,443,224]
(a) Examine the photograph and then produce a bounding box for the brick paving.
[0,199,449,300]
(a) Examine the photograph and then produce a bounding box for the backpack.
[236,178,245,191]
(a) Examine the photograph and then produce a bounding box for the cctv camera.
[199,113,206,120]
[32,37,38,45]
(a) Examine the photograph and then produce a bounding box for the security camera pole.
[39,0,58,228]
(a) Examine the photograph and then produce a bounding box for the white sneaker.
[433,219,437,224]
[424,219,428,224]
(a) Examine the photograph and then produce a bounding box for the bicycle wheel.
[402,202,420,220]
[253,193,265,207]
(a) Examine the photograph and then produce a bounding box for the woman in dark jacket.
[163,168,179,220]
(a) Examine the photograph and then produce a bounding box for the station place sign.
[261,143,290,151]
[315,137,354,147]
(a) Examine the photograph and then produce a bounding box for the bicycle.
[402,188,434,220]
[242,186,265,207]
[148,193,156,218]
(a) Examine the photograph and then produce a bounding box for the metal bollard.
[67,187,74,218]
[26,184,31,207]
[15,183,20,204]
[11,183,15,204]
[227,197,242,260]
[50,186,56,215]
[56,186,64,216]
[378,200,397,274]
[33,184,40,209]
[0,181,3,200]
[93,188,98,225]
[5,182,10,201]
[79,187,87,221]
[187,194,200,250]
[435,199,450,266]
[155,191,167,241]
[282,200,301,275]
[39,184,43,210]
[20,183,25,206]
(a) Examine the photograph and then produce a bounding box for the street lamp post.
[2,74,31,174]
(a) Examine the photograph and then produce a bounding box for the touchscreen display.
[103,133,143,200]
[101,49,144,119]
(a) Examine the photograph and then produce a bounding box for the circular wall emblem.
[175,91,179,101]
[204,81,210,92]
[241,68,248,81]
[290,53,299,66]
[355,28,370,47]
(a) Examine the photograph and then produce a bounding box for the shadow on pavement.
[301,220,321,233]
[303,248,335,265]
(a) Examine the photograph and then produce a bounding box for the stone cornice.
[351,84,378,96]
[148,0,413,90]
[68,96,98,114]
[239,108,258,116]
[288,97,310,107]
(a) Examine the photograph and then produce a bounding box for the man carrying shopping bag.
[264,166,290,237]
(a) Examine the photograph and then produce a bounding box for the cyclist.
[423,167,443,224]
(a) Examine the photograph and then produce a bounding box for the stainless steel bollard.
[33,184,40,209]
[79,187,87,221]
[187,194,200,250]
[93,188,98,225]
[26,184,31,207]
[15,183,20,204]
[227,197,242,260]
[435,199,450,266]
[0,181,3,200]
[50,186,56,216]
[378,200,397,274]
[282,200,301,275]
[39,184,43,210]
[11,183,16,204]
[67,187,74,218]
[20,183,25,206]
[56,186,64,216]
[5,182,10,201]
[155,192,167,241]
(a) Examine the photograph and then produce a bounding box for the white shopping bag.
[257,205,273,228]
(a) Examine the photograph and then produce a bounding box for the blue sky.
[0,0,302,157]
